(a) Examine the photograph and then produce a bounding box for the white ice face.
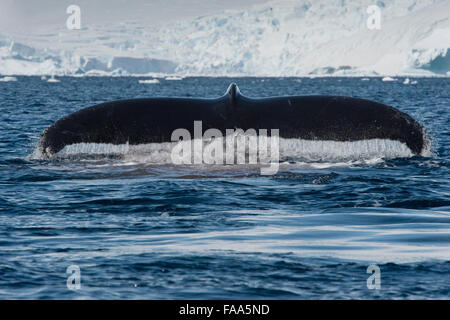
[0,0,449,77]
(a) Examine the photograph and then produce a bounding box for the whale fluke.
[38,83,428,158]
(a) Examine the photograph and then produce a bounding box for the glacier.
[0,0,449,77]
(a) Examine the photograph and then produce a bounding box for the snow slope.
[0,0,449,76]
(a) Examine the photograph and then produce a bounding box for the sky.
[0,0,269,35]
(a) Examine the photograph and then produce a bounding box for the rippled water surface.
[0,76,449,299]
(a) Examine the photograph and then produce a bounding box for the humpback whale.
[38,83,427,158]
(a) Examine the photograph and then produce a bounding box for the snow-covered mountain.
[0,0,449,76]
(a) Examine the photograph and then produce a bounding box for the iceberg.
[0,76,17,82]
[0,0,449,77]
[138,79,160,84]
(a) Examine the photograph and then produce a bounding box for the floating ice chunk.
[0,76,17,82]
[138,79,160,84]
[403,78,410,84]
[165,76,183,80]
[47,76,60,83]
[382,76,396,82]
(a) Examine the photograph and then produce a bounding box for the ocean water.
[0,76,449,299]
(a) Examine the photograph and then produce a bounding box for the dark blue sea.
[0,76,449,299]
